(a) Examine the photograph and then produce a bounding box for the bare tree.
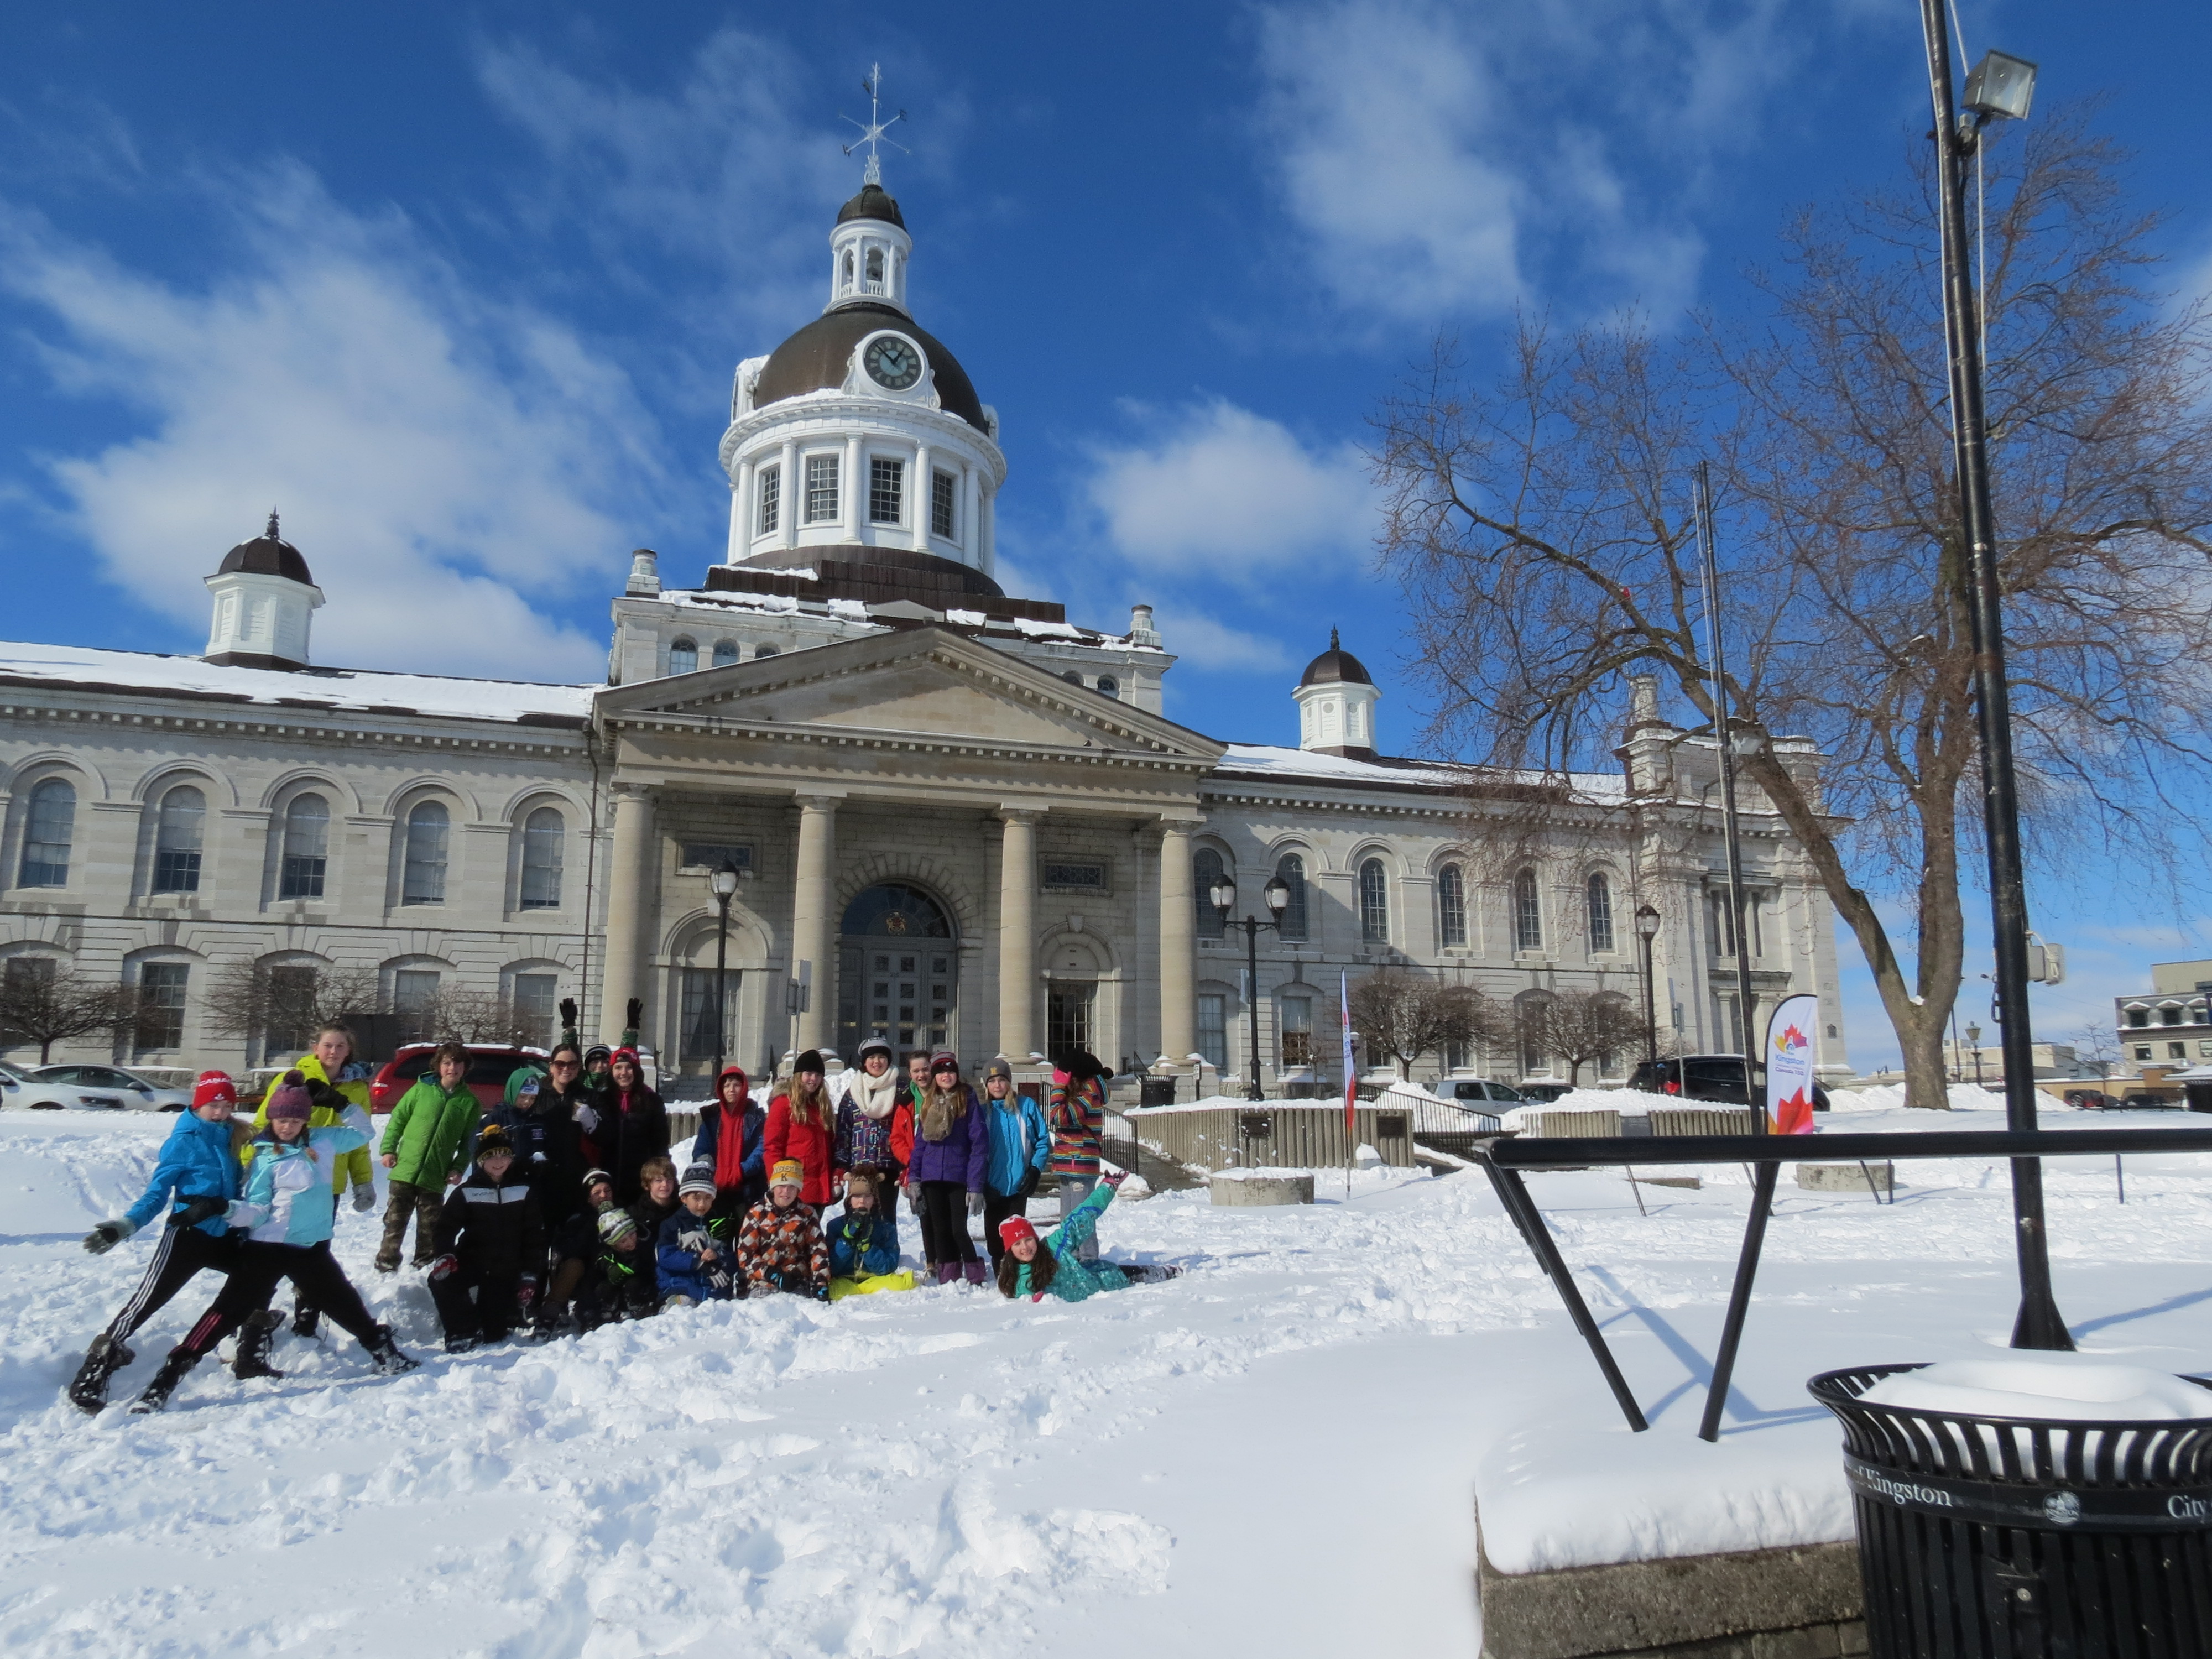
[1521,990,1647,1085]
[202,961,383,1062]
[1348,970,1507,1079]
[2065,1020,2121,1080]
[1372,110,2212,1109]
[0,959,138,1064]
[426,986,546,1049]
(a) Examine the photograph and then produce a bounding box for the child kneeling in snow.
[826,1168,915,1301]
[656,1163,738,1307]
[133,1075,416,1411]
[541,1167,615,1334]
[576,1206,659,1329]
[737,1160,830,1300]
[995,1171,1158,1303]
[426,1125,547,1352]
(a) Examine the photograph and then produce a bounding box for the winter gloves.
[352,1183,378,1212]
[82,1218,137,1254]
[170,1196,231,1228]
[1102,1171,1128,1190]
[427,1255,459,1282]
[574,1103,600,1134]
[966,1191,984,1217]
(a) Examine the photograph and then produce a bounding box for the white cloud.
[1082,400,1374,577]
[2,166,662,680]
[1254,0,1804,322]
[1146,606,1299,677]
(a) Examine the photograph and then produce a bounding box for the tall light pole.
[1968,1022,1985,1089]
[1211,874,1292,1102]
[1915,13,2068,1348]
[709,859,739,1081]
[1635,904,1662,1067]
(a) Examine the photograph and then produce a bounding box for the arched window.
[1438,863,1468,947]
[403,801,450,905]
[755,643,779,659]
[279,793,329,900]
[1193,847,1227,940]
[1097,676,1118,697]
[18,778,74,888]
[841,250,854,291]
[520,807,564,910]
[1359,858,1389,942]
[152,785,205,894]
[711,639,740,668]
[1512,869,1543,951]
[667,637,698,676]
[865,247,884,287]
[1587,872,1615,953]
[1275,853,1308,941]
[1062,671,1082,685]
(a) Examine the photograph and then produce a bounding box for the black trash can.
[1810,1364,2212,1657]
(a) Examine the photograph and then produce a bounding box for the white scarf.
[849,1066,901,1121]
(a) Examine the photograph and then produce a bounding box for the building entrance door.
[837,883,956,1057]
[1046,980,1095,1061]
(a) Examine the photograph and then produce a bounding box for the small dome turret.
[1293,628,1380,759]
[204,511,324,670]
[1298,627,1373,689]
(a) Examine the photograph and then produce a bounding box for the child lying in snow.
[993,1171,1178,1302]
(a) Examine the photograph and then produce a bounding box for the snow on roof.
[0,641,593,726]
[1212,743,1626,801]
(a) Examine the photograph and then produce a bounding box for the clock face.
[862,335,923,391]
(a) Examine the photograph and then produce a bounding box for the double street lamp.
[1211,873,1293,1102]
[1634,903,1662,1067]
[709,859,740,1079]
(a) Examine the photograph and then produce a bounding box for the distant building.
[2115,960,2212,1069]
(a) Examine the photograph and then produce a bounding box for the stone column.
[779,439,799,549]
[791,794,841,1051]
[980,484,997,576]
[912,441,932,552]
[963,465,981,570]
[599,784,656,1047]
[845,434,865,542]
[1157,818,1199,1066]
[997,808,1041,1060]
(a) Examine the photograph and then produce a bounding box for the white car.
[18,1064,193,1112]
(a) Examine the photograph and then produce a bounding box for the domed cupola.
[1295,628,1381,759]
[204,512,324,670]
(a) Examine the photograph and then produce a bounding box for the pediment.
[594,627,1221,764]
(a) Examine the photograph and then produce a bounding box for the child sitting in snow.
[656,1163,738,1307]
[825,1168,915,1301]
[737,1160,830,1299]
[540,1167,615,1334]
[575,1206,658,1329]
[426,1124,547,1352]
[996,1171,1166,1302]
[627,1155,681,1303]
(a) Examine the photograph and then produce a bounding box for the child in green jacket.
[375,1041,481,1272]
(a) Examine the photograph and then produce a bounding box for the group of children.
[66,1026,1164,1415]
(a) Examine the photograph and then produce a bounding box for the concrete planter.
[1795,1162,1896,1193]
[1208,1172,1315,1207]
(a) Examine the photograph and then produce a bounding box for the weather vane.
[841,63,907,187]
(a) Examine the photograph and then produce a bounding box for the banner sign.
[1765,993,1820,1135]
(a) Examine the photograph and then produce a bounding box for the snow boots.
[290,1302,320,1339]
[233,1310,286,1381]
[67,1333,134,1414]
[130,1347,202,1413]
[962,1261,987,1287]
[364,1326,418,1375]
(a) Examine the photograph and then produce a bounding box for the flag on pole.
[1340,970,1358,1137]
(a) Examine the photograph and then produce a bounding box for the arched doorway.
[837,883,957,1058]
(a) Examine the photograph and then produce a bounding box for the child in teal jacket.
[993,1171,1131,1302]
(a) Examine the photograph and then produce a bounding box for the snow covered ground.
[3,1105,2210,1657]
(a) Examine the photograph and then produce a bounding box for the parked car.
[368,1042,553,1112]
[2119,1092,2181,1112]
[1439,1079,1531,1107]
[1626,1055,1832,1113]
[0,1060,30,1107]
[2063,1089,2116,1111]
[1516,1082,1577,1105]
[18,1064,194,1112]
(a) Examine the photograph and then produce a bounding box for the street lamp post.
[1635,904,1662,1067]
[1968,1022,1985,1088]
[1915,12,2068,1348]
[709,859,739,1081]
[1211,874,1292,1102]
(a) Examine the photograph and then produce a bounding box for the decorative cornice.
[0,697,587,758]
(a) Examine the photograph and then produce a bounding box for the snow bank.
[1830,1083,2008,1112]
[1861,1358,2212,1423]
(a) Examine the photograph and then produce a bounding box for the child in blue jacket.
[979,1058,1050,1269]
[656,1164,737,1307]
[826,1168,914,1301]
[67,1070,247,1412]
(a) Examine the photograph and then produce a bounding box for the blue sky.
[2,1,2208,1071]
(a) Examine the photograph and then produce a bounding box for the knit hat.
[581,1167,614,1198]
[476,1126,515,1159]
[928,1050,959,1075]
[982,1057,1014,1083]
[1062,1051,1108,1083]
[678,1161,717,1199]
[858,1036,894,1062]
[792,1049,825,1077]
[192,1070,238,1109]
[769,1159,805,1190]
[583,1045,612,1068]
[597,1208,638,1245]
[998,1214,1039,1248]
[611,1045,640,1071]
[264,1072,314,1123]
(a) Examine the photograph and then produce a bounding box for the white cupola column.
[202,513,325,670]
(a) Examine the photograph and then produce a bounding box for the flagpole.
[1341,971,1355,1201]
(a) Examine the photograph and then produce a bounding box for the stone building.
[0,178,1851,1090]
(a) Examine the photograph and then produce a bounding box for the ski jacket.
[983,1091,1051,1197]
[832,1094,904,1176]
[825,1205,902,1279]
[579,1084,669,1203]
[903,1086,988,1192]
[486,1084,586,1227]
[230,1106,375,1246]
[1010,1182,1128,1304]
[1048,1075,1106,1176]
[125,1110,244,1238]
[249,1054,374,1196]
[736,1197,830,1295]
[654,1209,737,1303]
[431,1160,546,1279]
[763,1092,838,1206]
[691,1098,765,1201]
[379,1074,481,1188]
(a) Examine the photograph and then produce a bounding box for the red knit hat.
[998,1214,1038,1248]
[192,1070,238,1109]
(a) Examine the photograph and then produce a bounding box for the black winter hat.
[793,1049,826,1077]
